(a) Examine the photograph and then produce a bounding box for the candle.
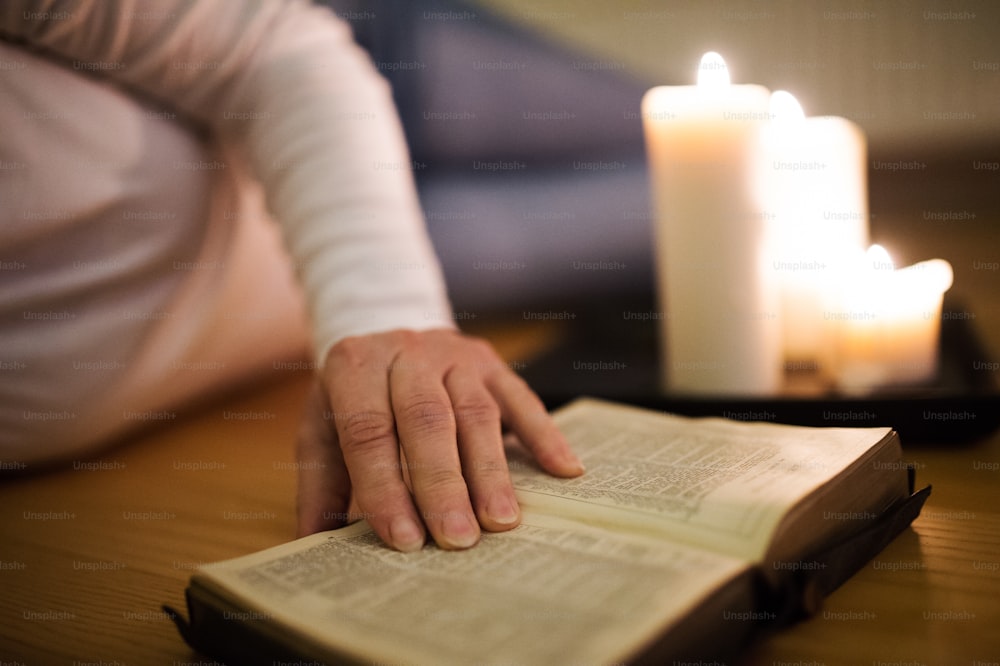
[764,91,869,373]
[831,245,953,393]
[642,52,781,395]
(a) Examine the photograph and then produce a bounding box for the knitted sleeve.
[2,0,455,364]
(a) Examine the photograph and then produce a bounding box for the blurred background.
[324,0,999,337]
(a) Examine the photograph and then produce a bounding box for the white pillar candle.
[832,245,953,393]
[642,52,781,395]
[764,91,869,372]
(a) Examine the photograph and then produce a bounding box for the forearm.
[2,0,454,363]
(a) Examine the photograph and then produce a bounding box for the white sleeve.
[2,0,455,365]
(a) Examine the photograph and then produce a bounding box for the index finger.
[486,370,585,478]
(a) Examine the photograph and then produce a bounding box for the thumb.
[295,380,352,537]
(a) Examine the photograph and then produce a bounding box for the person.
[0,0,584,552]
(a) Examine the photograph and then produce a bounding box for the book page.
[195,514,748,666]
[508,398,894,560]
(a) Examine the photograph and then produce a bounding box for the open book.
[169,398,929,665]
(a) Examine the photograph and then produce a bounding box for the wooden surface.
[2,335,1000,664]
[0,376,310,663]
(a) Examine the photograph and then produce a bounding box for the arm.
[4,0,450,354]
[3,0,583,549]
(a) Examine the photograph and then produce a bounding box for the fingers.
[295,381,352,537]
[444,361,521,533]
[324,336,426,552]
[390,337,481,550]
[486,368,585,478]
[315,329,584,553]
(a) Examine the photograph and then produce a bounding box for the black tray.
[519,293,999,444]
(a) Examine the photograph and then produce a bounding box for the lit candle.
[831,245,954,393]
[642,52,781,395]
[764,91,869,373]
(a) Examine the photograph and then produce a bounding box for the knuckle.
[420,466,466,490]
[395,328,424,347]
[397,396,454,433]
[467,456,510,478]
[465,335,495,356]
[337,410,396,453]
[355,475,407,507]
[413,467,468,505]
[466,338,503,371]
[326,335,369,366]
[453,396,500,428]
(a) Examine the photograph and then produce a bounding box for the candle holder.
[518,290,999,445]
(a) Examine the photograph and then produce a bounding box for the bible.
[168,397,929,665]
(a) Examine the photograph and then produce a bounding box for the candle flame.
[697,51,730,88]
[867,244,894,272]
[770,90,805,122]
[900,259,954,294]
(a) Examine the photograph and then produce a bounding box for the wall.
[471,0,1000,153]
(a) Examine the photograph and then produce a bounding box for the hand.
[295,328,584,551]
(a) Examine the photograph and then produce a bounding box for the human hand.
[295,328,584,551]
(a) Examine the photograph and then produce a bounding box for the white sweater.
[0,0,454,463]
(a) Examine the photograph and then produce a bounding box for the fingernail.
[389,516,425,553]
[565,453,585,475]
[487,492,520,526]
[441,512,479,549]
